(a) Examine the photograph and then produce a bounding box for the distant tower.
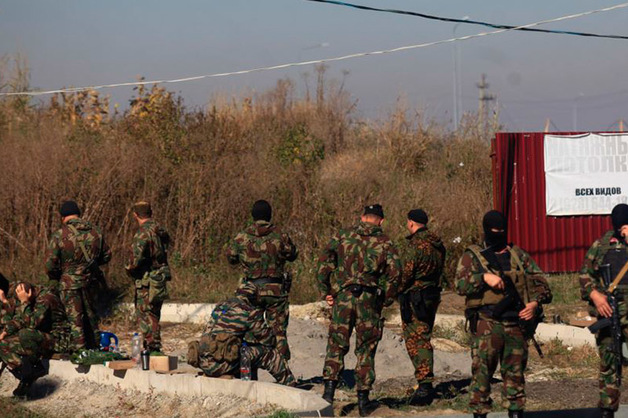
[476,74,496,138]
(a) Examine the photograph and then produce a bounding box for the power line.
[305,0,628,41]
[2,2,627,97]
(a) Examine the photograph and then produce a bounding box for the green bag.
[148,266,171,304]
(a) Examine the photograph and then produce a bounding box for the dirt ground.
[0,301,620,417]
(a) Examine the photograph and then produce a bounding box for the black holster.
[465,308,480,335]
[400,287,440,323]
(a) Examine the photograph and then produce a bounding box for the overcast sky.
[1,0,627,131]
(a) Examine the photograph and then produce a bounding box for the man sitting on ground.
[0,281,69,398]
[187,283,296,386]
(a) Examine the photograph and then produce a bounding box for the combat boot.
[600,408,614,418]
[473,414,487,418]
[409,382,434,406]
[508,410,524,418]
[187,341,200,367]
[322,380,337,405]
[357,390,373,417]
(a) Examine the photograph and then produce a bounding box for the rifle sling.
[67,224,95,268]
[608,259,628,294]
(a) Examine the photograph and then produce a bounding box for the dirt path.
[0,302,618,417]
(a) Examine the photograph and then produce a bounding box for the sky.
[1,0,627,131]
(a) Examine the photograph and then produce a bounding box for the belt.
[247,277,283,285]
[344,284,380,295]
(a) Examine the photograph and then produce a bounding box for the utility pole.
[476,74,495,137]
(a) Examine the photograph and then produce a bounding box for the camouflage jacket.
[579,230,627,302]
[399,227,446,294]
[45,218,112,290]
[455,244,552,305]
[225,221,297,296]
[125,220,171,282]
[3,285,67,338]
[316,221,402,304]
[0,283,17,328]
[203,296,275,347]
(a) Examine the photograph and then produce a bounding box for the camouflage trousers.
[402,305,438,384]
[135,286,163,351]
[61,287,100,351]
[200,344,296,386]
[0,329,54,369]
[469,318,528,414]
[260,295,290,360]
[595,299,628,411]
[323,287,383,390]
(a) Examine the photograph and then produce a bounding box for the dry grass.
[0,59,493,303]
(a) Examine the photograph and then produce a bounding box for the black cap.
[407,209,428,225]
[363,204,384,219]
[251,200,272,222]
[59,200,81,217]
[0,273,9,296]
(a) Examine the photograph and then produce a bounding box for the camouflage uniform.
[45,218,111,351]
[399,227,446,385]
[0,285,68,369]
[580,230,628,412]
[125,220,171,352]
[456,245,552,415]
[195,296,296,386]
[226,220,298,360]
[0,283,18,328]
[317,221,402,390]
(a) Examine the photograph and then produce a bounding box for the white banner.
[544,133,628,216]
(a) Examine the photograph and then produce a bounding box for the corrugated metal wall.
[493,132,612,273]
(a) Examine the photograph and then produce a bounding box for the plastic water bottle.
[240,342,251,381]
[131,333,142,364]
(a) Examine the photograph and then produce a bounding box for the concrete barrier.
[124,303,597,347]
[47,360,332,417]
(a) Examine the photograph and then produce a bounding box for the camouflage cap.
[132,201,153,219]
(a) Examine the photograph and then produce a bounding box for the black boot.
[508,410,524,418]
[322,380,337,405]
[357,390,372,417]
[409,382,434,406]
[473,414,487,418]
[600,409,615,418]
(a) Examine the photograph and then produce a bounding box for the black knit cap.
[251,200,272,222]
[407,209,428,225]
[0,273,9,296]
[611,203,628,236]
[59,200,81,217]
[363,204,384,219]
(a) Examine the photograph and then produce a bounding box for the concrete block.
[46,360,330,416]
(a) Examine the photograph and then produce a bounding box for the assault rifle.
[481,247,545,358]
[588,264,623,386]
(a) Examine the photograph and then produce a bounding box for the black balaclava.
[483,210,508,251]
[611,204,628,239]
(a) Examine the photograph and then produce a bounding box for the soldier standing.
[225,200,298,360]
[317,204,401,416]
[125,201,171,352]
[0,281,68,398]
[45,200,111,351]
[398,209,446,405]
[580,203,628,418]
[455,210,552,418]
[187,282,296,386]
